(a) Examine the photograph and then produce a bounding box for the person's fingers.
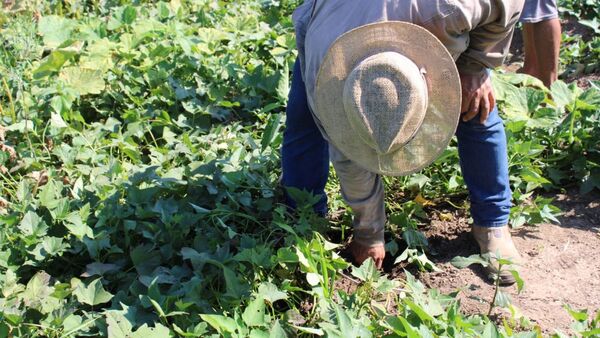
[461,93,470,114]
[462,92,480,122]
[489,90,496,111]
[479,93,490,124]
[460,83,473,113]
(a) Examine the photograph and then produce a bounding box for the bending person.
[285,0,525,285]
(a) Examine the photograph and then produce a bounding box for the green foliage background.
[0,0,598,337]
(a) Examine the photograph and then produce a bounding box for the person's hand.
[459,71,496,124]
[349,241,385,269]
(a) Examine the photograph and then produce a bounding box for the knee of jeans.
[283,127,326,150]
[285,105,319,131]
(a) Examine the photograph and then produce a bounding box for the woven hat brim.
[314,21,461,176]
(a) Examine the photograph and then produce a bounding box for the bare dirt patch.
[416,190,600,334]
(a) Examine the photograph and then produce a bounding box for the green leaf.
[306,272,321,286]
[257,282,288,304]
[269,320,287,338]
[581,329,600,337]
[261,113,282,151]
[22,271,52,307]
[564,305,588,322]
[494,290,511,308]
[5,120,34,132]
[64,212,93,240]
[60,67,106,96]
[482,321,500,338]
[399,316,419,338]
[122,6,137,25]
[37,15,74,49]
[50,112,69,129]
[200,314,238,334]
[402,228,428,248]
[41,236,68,256]
[82,262,120,277]
[157,2,172,19]
[0,322,9,338]
[49,198,70,220]
[63,316,98,337]
[551,80,576,108]
[450,254,490,268]
[404,299,434,322]
[275,62,289,102]
[38,179,60,208]
[73,278,113,306]
[33,50,77,79]
[19,211,48,237]
[242,297,266,327]
[131,324,172,338]
[223,266,247,298]
[351,258,379,283]
[106,311,133,338]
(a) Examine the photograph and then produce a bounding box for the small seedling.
[451,253,524,316]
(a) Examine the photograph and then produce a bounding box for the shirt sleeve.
[292,0,316,81]
[455,0,525,75]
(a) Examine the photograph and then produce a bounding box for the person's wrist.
[456,56,488,77]
[353,230,385,248]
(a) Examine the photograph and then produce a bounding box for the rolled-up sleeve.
[455,0,525,74]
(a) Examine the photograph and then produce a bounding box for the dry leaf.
[0,196,8,213]
[0,143,16,160]
[439,212,454,221]
[414,193,434,206]
[30,170,49,187]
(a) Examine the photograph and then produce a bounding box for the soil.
[394,189,600,334]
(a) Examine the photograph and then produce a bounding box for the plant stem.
[1,77,16,123]
[488,264,502,317]
[568,99,578,144]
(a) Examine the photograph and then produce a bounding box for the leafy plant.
[451,253,524,316]
[0,0,598,336]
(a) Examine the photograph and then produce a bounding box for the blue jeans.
[281,59,329,215]
[281,58,511,227]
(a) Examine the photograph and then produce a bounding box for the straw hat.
[314,21,461,176]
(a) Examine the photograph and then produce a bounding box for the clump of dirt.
[417,190,600,334]
[334,274,359,295]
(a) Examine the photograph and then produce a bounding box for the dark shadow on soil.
[512,227,543,240]
[549,189,600,232]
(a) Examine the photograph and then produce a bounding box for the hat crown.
[343,52,428,154]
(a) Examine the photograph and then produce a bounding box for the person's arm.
[456,0,523,75]
[454,0,524,123]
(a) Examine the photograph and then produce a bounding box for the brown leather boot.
[471,225,523,285]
